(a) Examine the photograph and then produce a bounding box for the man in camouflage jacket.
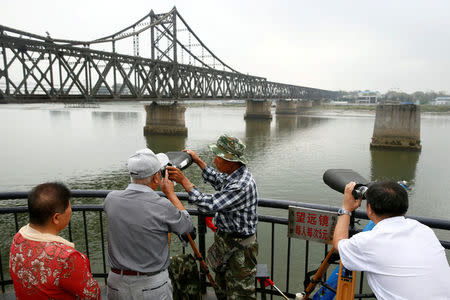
[167,134,258,300]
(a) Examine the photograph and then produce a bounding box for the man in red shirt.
[9,182,100,299]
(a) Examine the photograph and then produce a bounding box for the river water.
[0,102,449,293]
[1,102,449,218]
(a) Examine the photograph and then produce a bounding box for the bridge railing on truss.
[0,190,449,298]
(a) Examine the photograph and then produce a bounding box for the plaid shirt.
[188,165,258,235]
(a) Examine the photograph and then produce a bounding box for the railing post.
[198,213,207,294]
[0,248,4,293]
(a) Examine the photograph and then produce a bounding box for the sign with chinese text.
[288,206,338,244]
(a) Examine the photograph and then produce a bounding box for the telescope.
[323,169,371,199]
[161,151,193,177]
[323,169,407,200]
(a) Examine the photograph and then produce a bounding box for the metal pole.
[112,38,117,97]
[84,48,89,99]
[21,52,28,94]
[198,216,207,293]
[1,30,10,95]
[48,51,55,99]
[150,10,155,60]
[172,9,178,99]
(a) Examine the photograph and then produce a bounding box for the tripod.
[300,247,356,300]
[299,214,358,300]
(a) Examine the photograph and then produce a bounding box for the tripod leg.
[335,262,356,300]
[300,247,336,299]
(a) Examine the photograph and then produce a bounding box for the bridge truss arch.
[0,7,337,102]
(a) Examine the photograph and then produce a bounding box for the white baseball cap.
[127,148,169,179]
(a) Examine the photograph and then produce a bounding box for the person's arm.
[332,182,362,250]
[160,168,188,210]
[166,166,195,193]
[184,149,206,170]
[160,170,193,234]
[188,183,246,212]
[201,165,228,190]
[166,165,240,213]
[59,251,100,299]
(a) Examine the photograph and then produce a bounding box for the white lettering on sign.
[288,206,338,244]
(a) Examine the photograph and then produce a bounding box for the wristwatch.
[337,208,352,216]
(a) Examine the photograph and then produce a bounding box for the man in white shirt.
[333,181,450,300]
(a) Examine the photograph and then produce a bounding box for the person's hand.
[166,166,187,184]
[167,166,195,192]
[342,181,362,212]
[160,168,175,196]
[183,149,200,164]
[183,149,206,170]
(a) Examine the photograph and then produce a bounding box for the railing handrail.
[1,190,449,231]
[0,189,449,298]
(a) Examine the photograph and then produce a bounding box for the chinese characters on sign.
[288,206,338,244]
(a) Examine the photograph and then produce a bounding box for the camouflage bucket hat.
[208,134,248,164]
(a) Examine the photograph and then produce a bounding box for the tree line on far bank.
[340,90,449,105]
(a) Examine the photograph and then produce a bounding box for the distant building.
[330,101,349,105]
[356,90,379,104]
[432,96,450,105]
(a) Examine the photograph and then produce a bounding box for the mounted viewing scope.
[161,151,193,177]
[323,169,408,200]
[323,169,371,200]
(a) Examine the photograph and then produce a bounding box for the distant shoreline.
[1,99,449,114]
[313,105,450,113]
[184,102,450,114]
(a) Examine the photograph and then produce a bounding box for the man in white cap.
[103,148,193,300]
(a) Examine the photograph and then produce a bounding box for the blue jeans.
[107,269,173,300]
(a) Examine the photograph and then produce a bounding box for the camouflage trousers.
[210,232,258,300]
[169,253,202,300]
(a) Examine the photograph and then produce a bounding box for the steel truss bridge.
[0,7,337,102]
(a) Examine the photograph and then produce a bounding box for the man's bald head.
[28,182,71,226]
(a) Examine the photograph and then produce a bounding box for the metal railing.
[0,190,449,299]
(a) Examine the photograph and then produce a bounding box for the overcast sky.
[2,0,450,93]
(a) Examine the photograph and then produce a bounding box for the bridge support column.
[296,100,313,114]
[244,99,272,119]
[275,99,297,115]
[370,104,421,150]
[143,102,188,136]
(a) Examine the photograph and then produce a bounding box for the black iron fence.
[0,190,449,299]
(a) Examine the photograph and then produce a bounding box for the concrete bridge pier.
[370,104,421,150]
[143,101,188,136]
[275,99,297,115]
[296,100,313,114]
[244,99,272,119]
